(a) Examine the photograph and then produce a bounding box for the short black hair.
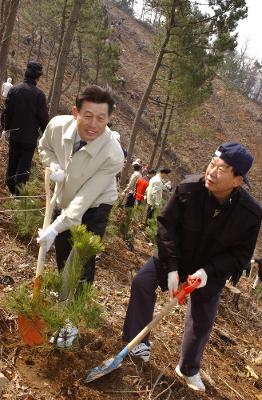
[133,164,142,171]
[231,167,241,177]
[160,168,171,174]
[76,85,115,115]
[148,169,157,175]
[25,61,43,80]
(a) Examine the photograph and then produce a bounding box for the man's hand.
[37,225,58,253]
[50,162,66,183]
[167,271,179,297]
[1,130,7,141]
[190,268,207,288]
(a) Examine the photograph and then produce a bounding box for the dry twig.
[218,376,245,400]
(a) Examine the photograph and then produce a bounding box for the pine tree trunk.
[27,30,35,63]
[120,0,178,186]
[148,99,168,168]
[77,36,83,95]
[48,0,68,102]
[156,101,175,169]
[49,0,84,118]
[61,59,79,94]
[14,14,20,63]
[148,69,172,168]
[95,50,101,84]
[36,32,43,61]
[140,2,145,21]
[0,0,9,44]
[0,0,20,84]
[46,41,56,80]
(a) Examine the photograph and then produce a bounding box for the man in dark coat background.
[1,61,49,196]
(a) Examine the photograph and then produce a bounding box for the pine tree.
[0,0,20,85]
[49,0,85,118]
[76,0,121,86]
[120,0,247,183]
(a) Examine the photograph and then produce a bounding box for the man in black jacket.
[1,62,49,196]
[123,142,262,392]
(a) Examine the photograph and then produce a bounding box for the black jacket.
[156,174,262,288]
[1,78,49,145]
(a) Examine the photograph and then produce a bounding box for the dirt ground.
[0,233,262,400]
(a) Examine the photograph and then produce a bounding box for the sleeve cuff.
[163,258,178,273]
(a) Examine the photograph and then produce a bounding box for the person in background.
[122,161,142,207]
[1,62,49,196]
[155,95,161,106]
[146,167,171,220]
[119,77,126,94]
[1,77,13,99]
[133,158,142,167]
[123,142,261,392]
[134,169,157,205]
[165,180,173,192]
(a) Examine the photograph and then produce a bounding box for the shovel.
[85,277,200,383]
[18,168,60,346]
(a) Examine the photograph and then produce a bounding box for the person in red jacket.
[134,169,156,205]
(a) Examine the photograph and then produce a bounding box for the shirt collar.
[208,187,240,208]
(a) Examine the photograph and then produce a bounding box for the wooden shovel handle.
[35,168,51,279]
[127,277,199,352]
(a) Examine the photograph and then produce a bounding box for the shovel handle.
[35,169,63,278]
[35,168,51,279]
[175,277,201,304]
[127,276,199,352]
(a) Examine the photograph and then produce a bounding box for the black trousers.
[54,203,112,283]
[6,141,36,195]
[146,205,155,221]
[125,192,135,208]
[123,256,222,376]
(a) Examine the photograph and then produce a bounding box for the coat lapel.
[63,118,77,167]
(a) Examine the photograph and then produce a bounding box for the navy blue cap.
[214,142,253,189]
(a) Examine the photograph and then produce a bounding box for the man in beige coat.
[38,85,124,284]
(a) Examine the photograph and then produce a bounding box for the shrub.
[3,180,43,238]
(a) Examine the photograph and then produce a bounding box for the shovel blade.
[85,354,123,383]
[18,314,46,346]
[85,346,129,383]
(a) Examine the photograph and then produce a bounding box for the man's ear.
[72,106,78,119]
[233,175,243,188]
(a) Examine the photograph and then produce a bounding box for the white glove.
[37,225,58,253]
[168,271,179,297]
[50,162,66,183]
[190,268,208,288]
[1,130,7,140]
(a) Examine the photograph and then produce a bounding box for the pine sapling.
[3,225,105,341]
